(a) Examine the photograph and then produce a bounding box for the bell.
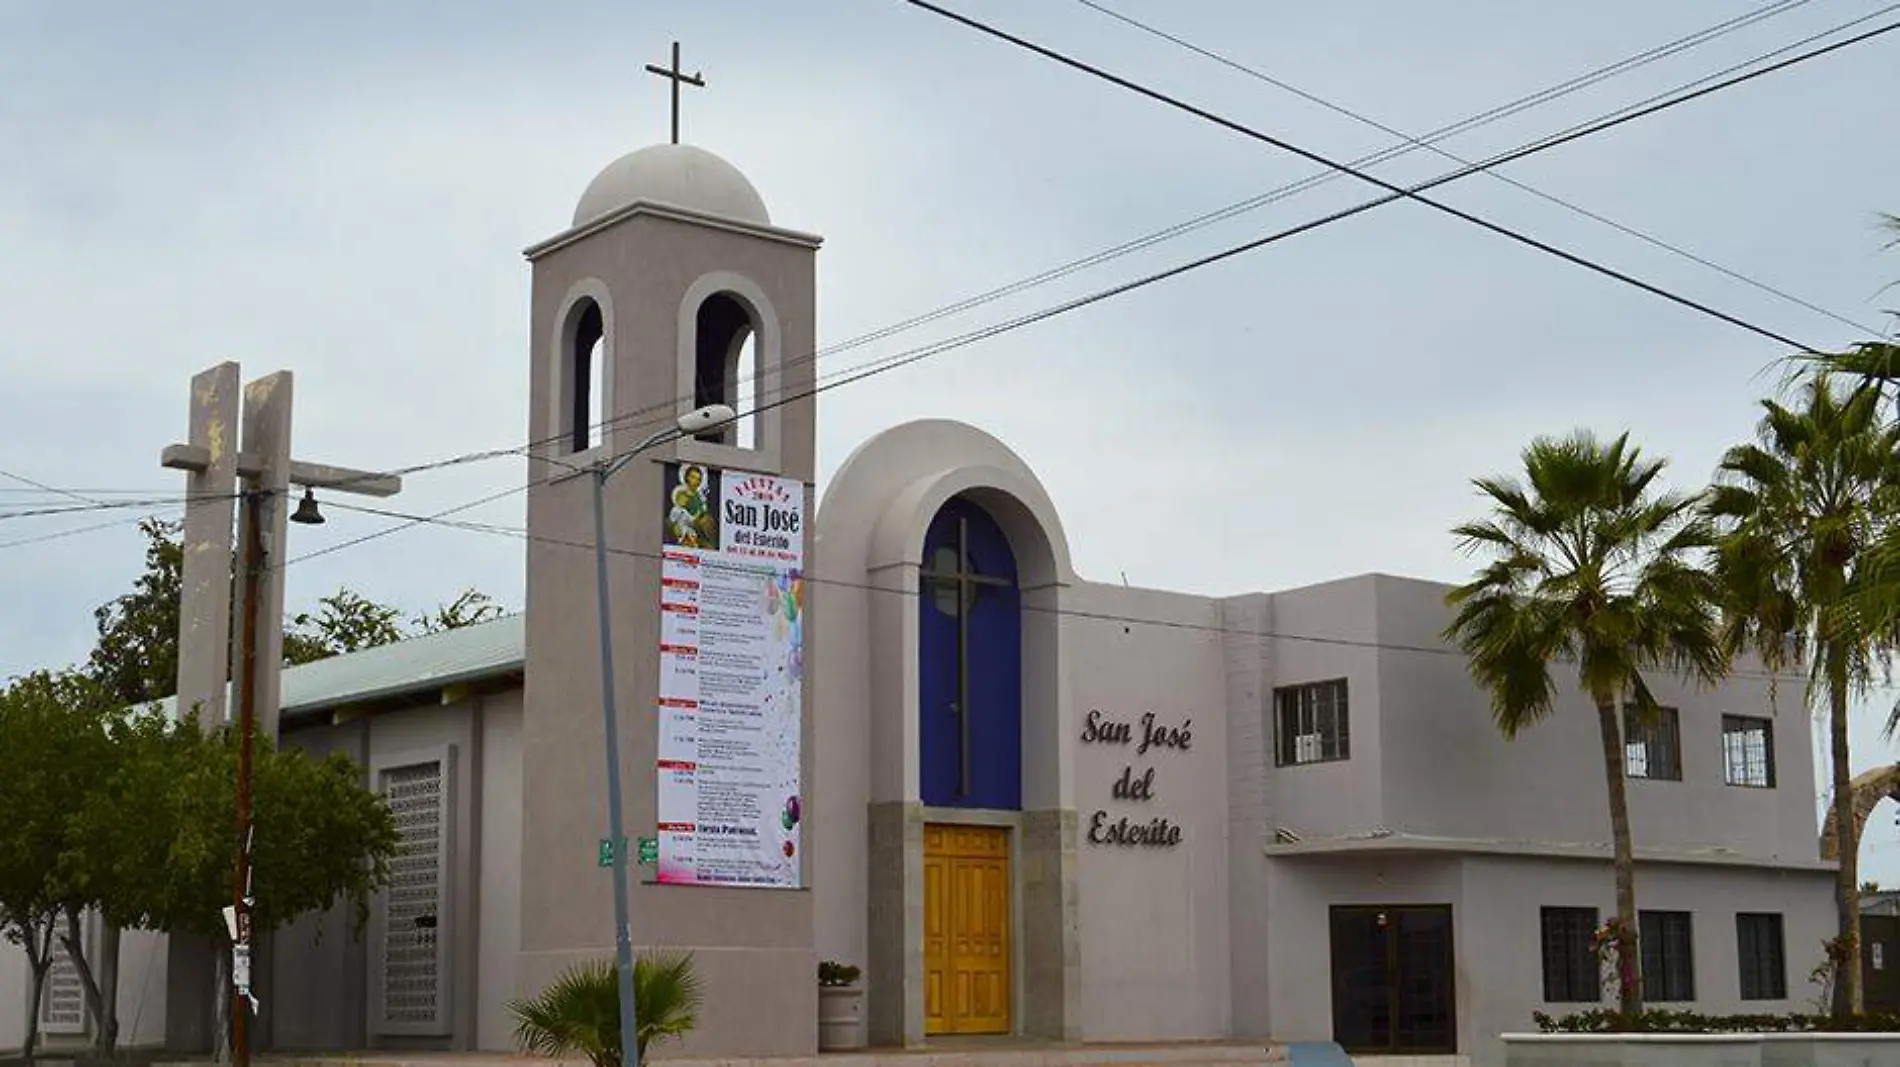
[290,487,325,525]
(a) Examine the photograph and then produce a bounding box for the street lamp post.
[591,403,735,1067]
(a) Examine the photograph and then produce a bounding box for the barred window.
[1540,906,1600,1003]
[1737,913,1786,1000]
[1640,910,1695,1002]
[1274,679,1349,766]
[1624,705,1682,781]
[1723,715,1774,788]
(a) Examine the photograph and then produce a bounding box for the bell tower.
[517,133,823,1055]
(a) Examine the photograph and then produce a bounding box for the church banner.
[654,461,805,888]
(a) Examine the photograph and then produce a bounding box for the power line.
[19,15,1883,554]
[0,512,172,551]
[281,483,529,567]
[0,466,104,508]
[269,19,1900,569]
[249,0,1854,503]
[0,493,244,523]
[315,497,1830,690]
[0,486,209,496]
[896,0,1870,353]
[1074,0,1889,340]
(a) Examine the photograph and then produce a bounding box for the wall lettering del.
[1079,708,1189,849]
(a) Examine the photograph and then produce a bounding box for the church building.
[1,135,1840,1067]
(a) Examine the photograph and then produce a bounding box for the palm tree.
[508,950,704,1067]
[1706,373,1900,1015]
[1445,429,1726,1016]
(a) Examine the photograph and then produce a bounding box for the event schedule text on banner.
[655,461,805,888]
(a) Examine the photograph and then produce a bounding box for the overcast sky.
[4,1,1899,878]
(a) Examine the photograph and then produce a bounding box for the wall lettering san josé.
[1079,708,1189,848]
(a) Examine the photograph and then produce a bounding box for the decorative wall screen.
[375,755,452,1036]
[40,935,85,1035]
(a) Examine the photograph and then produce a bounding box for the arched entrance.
[917,496,1020,1036]
[833,422,1082,1049]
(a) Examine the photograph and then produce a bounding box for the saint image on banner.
[662,462,721,550]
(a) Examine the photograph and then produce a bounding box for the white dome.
[572,143,771,228]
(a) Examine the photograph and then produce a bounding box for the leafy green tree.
[56,713,398,1051]
[26,503,500,1048]
[84,517,499,683]
[284,588,407,664]
[1444,429,1726,1015]
[508,951,704,1067]
[1706,374,1900,1014]
[0,670,114,1058]
[416,588,506,634]
[86,517,187,707]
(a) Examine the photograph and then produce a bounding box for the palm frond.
[634,949,705,1055]
[508,958,619,1067]
[1446,426,1723,736]
[506,951,704,1067]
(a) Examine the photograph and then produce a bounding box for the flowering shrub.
[1534,1008,1900,1033]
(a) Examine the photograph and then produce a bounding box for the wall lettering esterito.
[1079,708,1189,847]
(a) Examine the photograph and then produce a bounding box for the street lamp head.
[675,403,737,437]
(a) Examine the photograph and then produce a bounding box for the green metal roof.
[158,612,525,722]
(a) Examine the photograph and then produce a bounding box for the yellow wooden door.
[923,824,1011,1035]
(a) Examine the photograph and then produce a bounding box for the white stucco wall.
[0,945,21,1053]
[476,691,524,1051]
[1371,573,1819,863]
[113,929,168,1047]
[1265,853,1836,1067]
[1262,576,1387,840]
[1069,581,1231,1040]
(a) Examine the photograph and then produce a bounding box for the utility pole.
[231,489,263,1067]
[161,363,403,1062]
[590,403,733,1067]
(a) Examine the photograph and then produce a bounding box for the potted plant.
[817,960,865,1051]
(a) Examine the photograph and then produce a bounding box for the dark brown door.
[1329,904,1456,1055]
[1867,915,1900,1014]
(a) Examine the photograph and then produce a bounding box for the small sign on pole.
[598,836,628,867]
[598,836,659,867]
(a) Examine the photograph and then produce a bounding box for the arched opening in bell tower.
[691,291,761,450]
[567,298,605,453]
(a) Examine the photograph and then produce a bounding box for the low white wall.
[1503,1032,1900,1066]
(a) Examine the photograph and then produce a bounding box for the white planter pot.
[818,984,866,1051]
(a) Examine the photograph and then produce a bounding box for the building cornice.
[1264,829,1835,872]
[524,199,824,261]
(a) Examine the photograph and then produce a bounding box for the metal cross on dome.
[645,40,705,145]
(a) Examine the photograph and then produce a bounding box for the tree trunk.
[22,931,51,1062]
[93,922,121,1053]
[25,962,46,1063]
[213,936,233,1065]
[1827,641,1863,1015]
[18,914,57,1062]
[1595,697,1642,1015]
[59,908,111,1053]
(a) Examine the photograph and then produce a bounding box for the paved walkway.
[213,1041,1289,1067]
